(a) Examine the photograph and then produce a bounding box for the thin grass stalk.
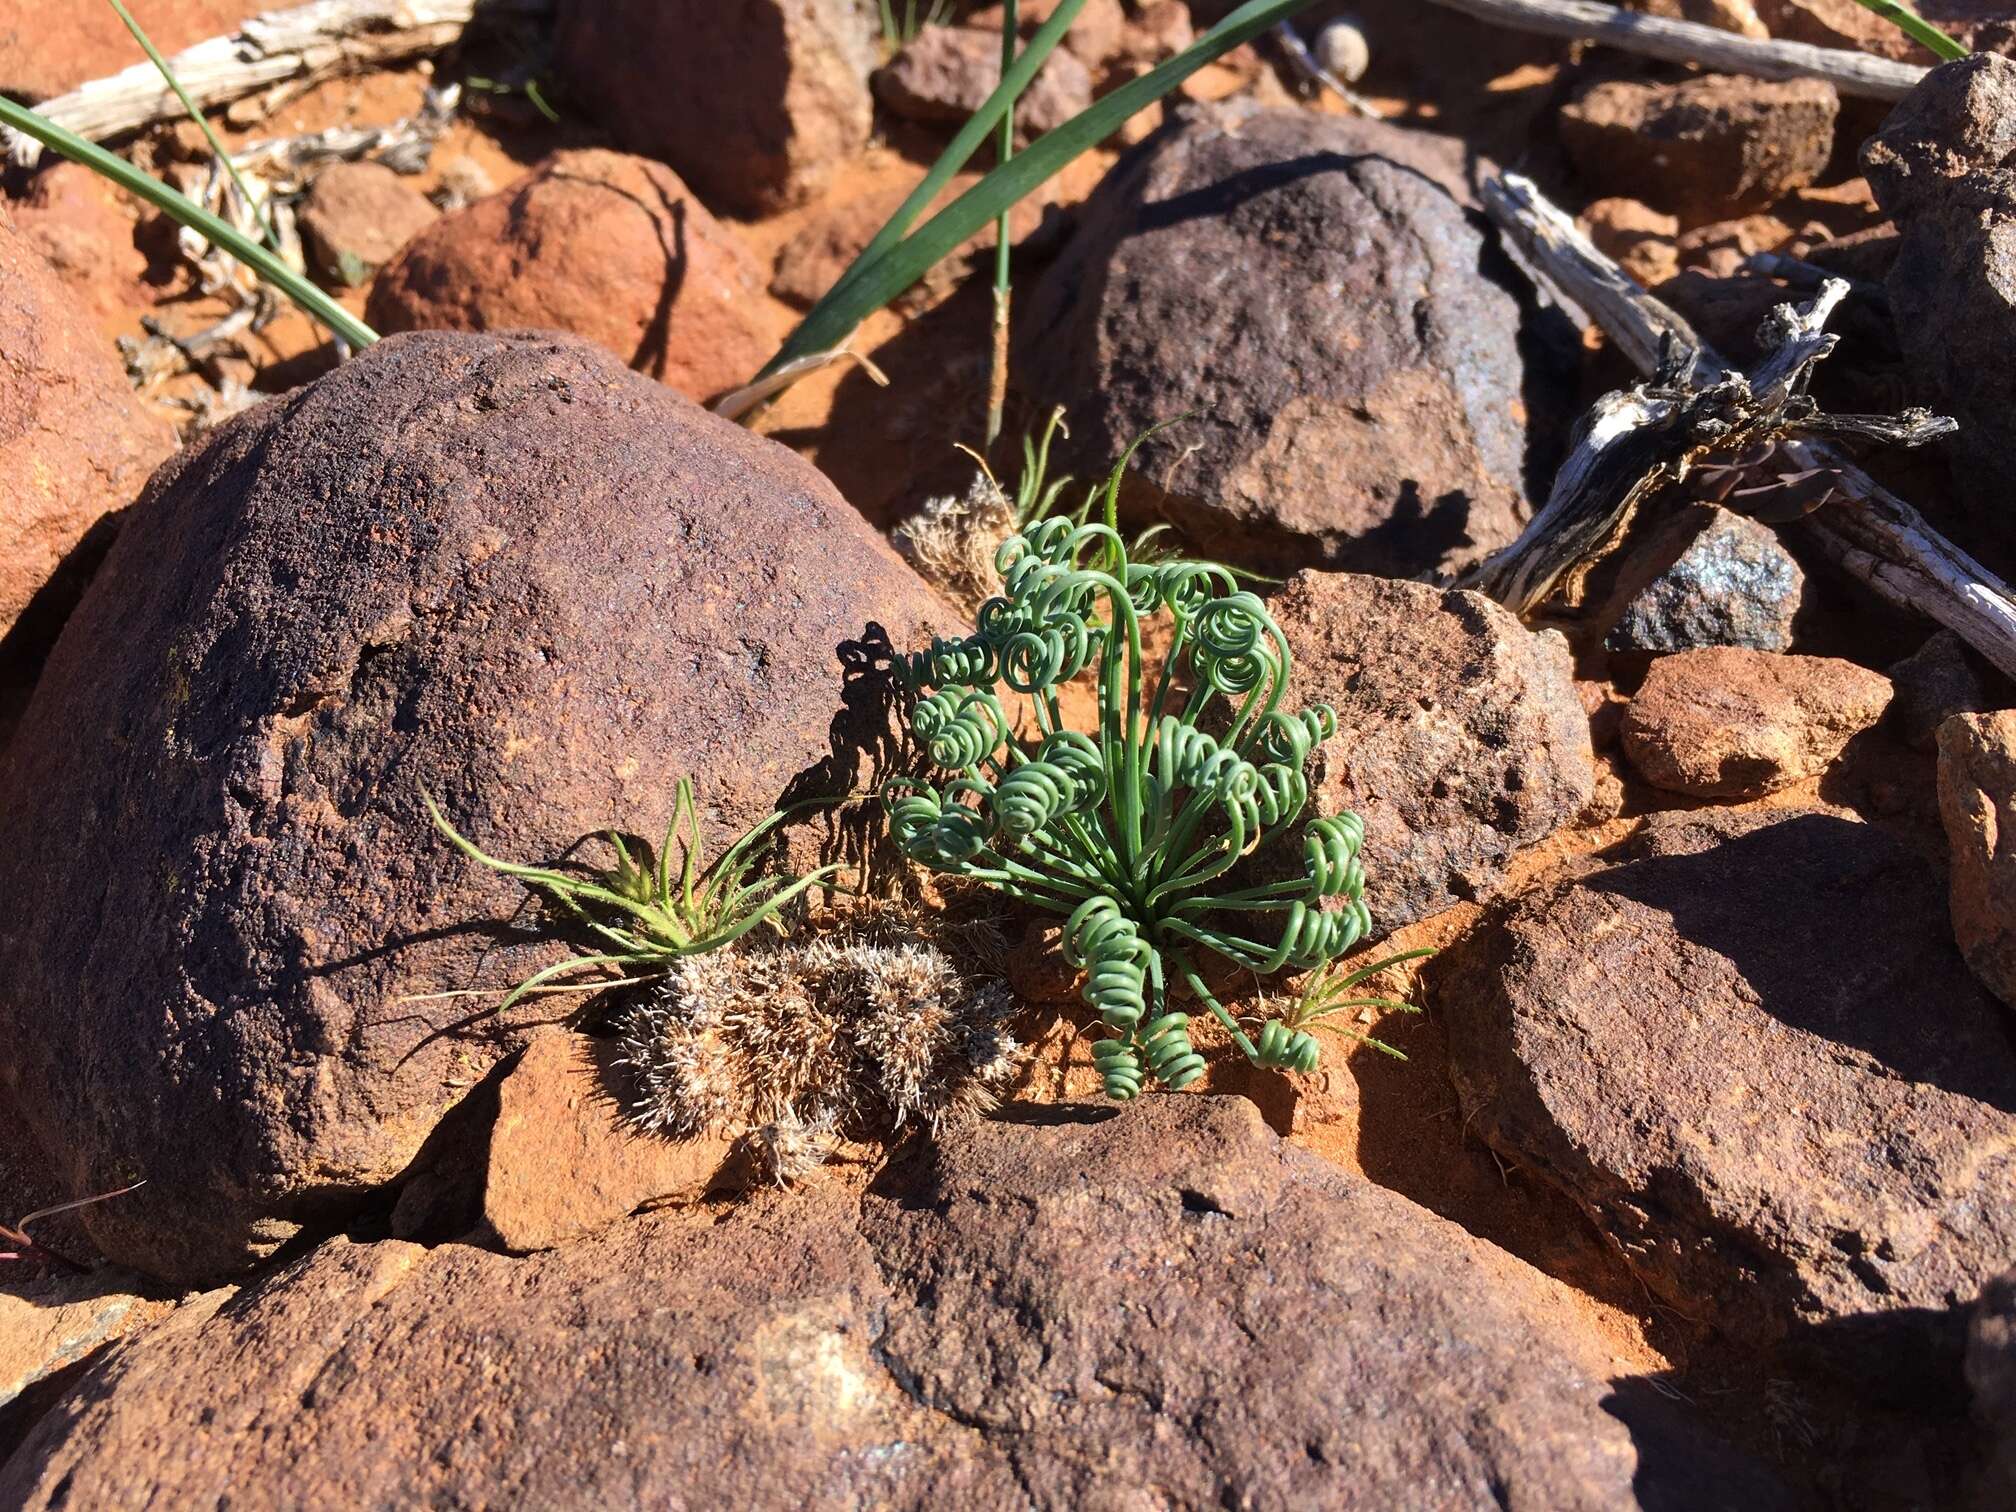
[756,0,1316,384]
[0,95,377,348]
[107,0,282,255]
[985,0,1020,449]
[759,0,1094,380]
[1845,0,1969,59]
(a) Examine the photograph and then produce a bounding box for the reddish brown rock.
[1974,1270,2016,1505]
[1756,0,2011,62]
[298,160,437,288]
[1937,711,2016,1012]
[0,1099,1789,1507]
[0,203,175,699]
[1436,806,2016,1372]
[1561,75,1839,226]
[9,162,154,331]
[1890,630,1991,752]
[1627,0,1768,35]
[875,24,1094,139]
[366,149,773,403]
[1018,102,1570,579]
[479,1033,740,1252]
[1581,196,1681,287]
[1272,573,1595,929]
[0,330,954,1284]
[0,2,255,101]
[1620,646,1892,798]
[552,0,876,216]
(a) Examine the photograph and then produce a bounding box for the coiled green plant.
[885,515,1396,1099]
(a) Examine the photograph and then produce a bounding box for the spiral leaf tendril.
[883,513,1392,1100]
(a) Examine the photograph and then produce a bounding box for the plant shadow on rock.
[1584,812,2016,1111]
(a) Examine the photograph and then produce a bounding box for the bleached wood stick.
[1424,0,1929,100]
[1479,172,2016,684]
[5,0,551,165]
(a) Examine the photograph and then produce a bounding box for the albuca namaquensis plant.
[886,515,1395,1100]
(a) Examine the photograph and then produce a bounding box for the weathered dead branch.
[1471,172,2016,684]
[1423,0,1928,100]
[5,0,550,165]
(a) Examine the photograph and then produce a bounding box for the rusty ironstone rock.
[1271,571,1595,930]
[0,1099,1788,1507]
[1620,646,1893,798]
[0,1,254,100]
[0,330,953,1285]
[1436,807,2016,1373]
[1598,506,1807,655]
[0,204,175,708]
[1865,55,2016,569]
[365,148,773,403]
[298,160,438,288]
[552,0,876,216]
[1560,74,1839,227]
[1891,630,1991,752]
[1937,710,2016,1013]
[1017,102,1568,579]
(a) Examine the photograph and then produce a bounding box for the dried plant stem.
[1479,172,2016,683]
[1422,0,1929,99]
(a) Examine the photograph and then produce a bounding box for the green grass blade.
[761,0,1092,378]
[0,94,377,348]
[760,0,1316,378]
[106,0,282,255]
[1846,0,1969,59]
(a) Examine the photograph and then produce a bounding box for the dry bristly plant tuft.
[617,914,1023,1182]
[892,471,1020,615]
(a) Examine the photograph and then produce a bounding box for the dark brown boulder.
[0,203,175,718]
[1271,571,1595,930]
[1865,55,2016,568]
[1560,75,1838,227]
[0,330,952,1284]
[365,149,775,404]
[1016,102,1566,580]
[1435,807,2016,1374]
[552,0,876,216]
[0,1099,1789,1508]
[875,24,1094,139]
[1974,1270,2016,1506]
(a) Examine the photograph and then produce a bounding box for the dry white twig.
[5,0,550,165]
[1423,0,1928,100]
[1478,172,2016,683]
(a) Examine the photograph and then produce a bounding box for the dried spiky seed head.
[741,1108,839,1185]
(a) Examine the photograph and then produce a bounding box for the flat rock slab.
[1017,102,1566,579]
[1271,571,1594,930]
[1436,807,2016,1374]
[0,331,952,1285]
[0,1098,1788,1509]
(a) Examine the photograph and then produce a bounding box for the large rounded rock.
[0,203,175,700]
[1271,571,1595,930]
[0,1099,1789,1508]
[1435,807,2016,1375]
[365,149,774,404]
[1017,102,1562,579]
[0,331,952,1284]
[552,0,876,217]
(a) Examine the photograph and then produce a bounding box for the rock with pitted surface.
[0,203,175,717]
[1436,806,2016,1374]
[552,0,876,216]
[1561,75,1838,226]
[0,330,954,1285]
[1891,630,1990,752]
[1017,102,1568,580]
[1620,646,1892,798]
[365,149,773,403]
[0,1098,1790,1509]
[1866,55,2016,567]
[1270,572,1595,930]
